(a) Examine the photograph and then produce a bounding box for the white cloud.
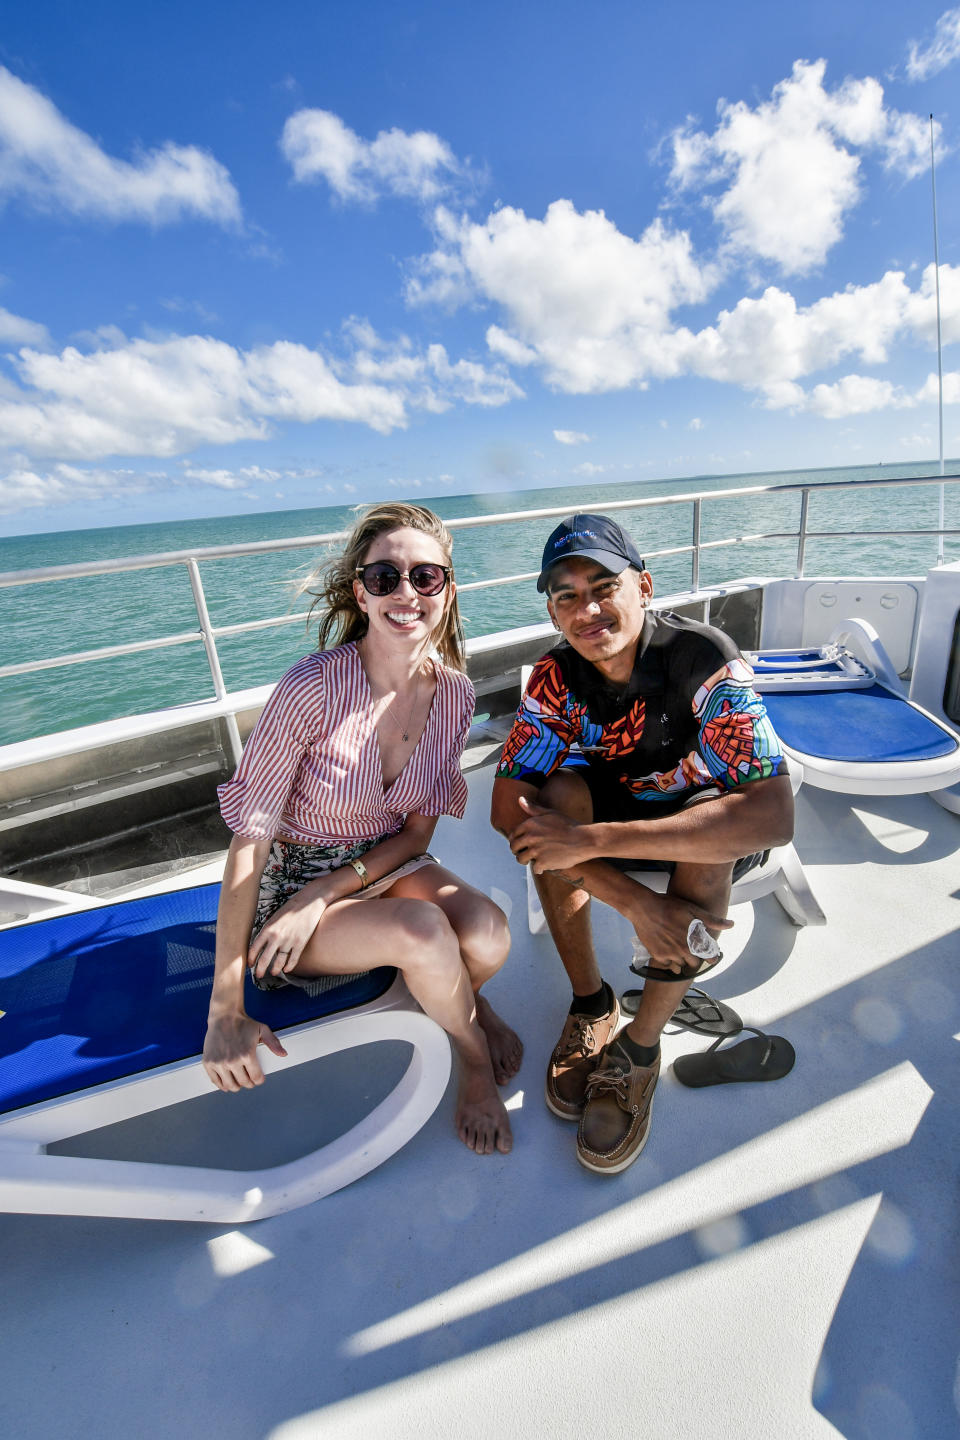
[0,306,50,347]
[804,375,905,418]
[0,67,241,226]
[281,109,461,204]
[412,169,960,408]
[765,369,960,419]
[668,60,935,274]
[0,325,523,464]
[916,370,960,404]
[410,201,714,393]
[346,325,523,411]
[465,212,959,406]
[0,461,151,514]
[486,325,538,366]
[181,464,285,490]
[0,333,406,460]
[0,458,334,514]
[686,264,960,396]
[553,429,591,445]
[688,417,703,430]
[573,461,607,476]
[906,8,960,81]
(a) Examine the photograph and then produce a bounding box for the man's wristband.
[349,858,371,890]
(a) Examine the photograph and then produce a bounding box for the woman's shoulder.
[269,647,350,710]
[279,642,358,686]
[311,640,362,670]
[265,645,361,737]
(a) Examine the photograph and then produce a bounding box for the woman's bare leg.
[388,865,522,1083]
[291,893,512,1154]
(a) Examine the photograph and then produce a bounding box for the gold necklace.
[361,641,423,742]
[382,669,421,743]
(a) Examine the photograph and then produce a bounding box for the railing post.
[796,490,810,577]
[691,499,702,592]
[186,559,244,770]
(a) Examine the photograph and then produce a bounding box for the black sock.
[570,981,613,1019]
[613,1031,660,1068]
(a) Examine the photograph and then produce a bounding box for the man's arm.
[493,775,733,969]
[508,773,794,874]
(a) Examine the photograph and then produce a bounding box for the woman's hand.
[247,882,336,983]
[202,1012,288,1091]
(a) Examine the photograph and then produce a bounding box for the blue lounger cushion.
[0,883,394,1116]
[764,685,959,764]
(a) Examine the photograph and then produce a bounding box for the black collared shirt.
[496,609,785,813]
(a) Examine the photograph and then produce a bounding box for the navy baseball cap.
[537,513,646,592]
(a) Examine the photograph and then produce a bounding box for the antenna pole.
[930,114,945,565]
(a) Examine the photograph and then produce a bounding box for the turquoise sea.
[1,460,957,746]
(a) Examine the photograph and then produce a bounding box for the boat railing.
[2,471,959,766]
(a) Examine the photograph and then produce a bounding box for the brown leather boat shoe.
[545,990,620,1120]
[576,1039,660,1173]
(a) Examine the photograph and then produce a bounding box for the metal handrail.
[3,472,958,752]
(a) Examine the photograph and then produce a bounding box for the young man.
[491,513,793,1174]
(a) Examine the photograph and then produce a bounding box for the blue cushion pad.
[764,686,958,763]
[0,884,394,1116]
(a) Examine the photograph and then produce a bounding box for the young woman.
[202,503,519,1155]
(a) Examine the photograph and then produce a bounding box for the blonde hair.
[302,502,466,672]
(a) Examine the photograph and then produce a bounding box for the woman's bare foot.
[475,993,523,1085]
[455,1056,513,1154]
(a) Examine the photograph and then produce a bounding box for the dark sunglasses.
[355,561,452,597]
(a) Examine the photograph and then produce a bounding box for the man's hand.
[508,794,595,873]
[628,890,733,976]
[202,1013,288,1091]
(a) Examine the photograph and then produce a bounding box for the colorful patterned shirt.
[496,609,785,816]
[218,642,474,844]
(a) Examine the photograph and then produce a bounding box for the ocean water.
[1,460,957,745]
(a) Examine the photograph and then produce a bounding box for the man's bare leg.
[533,770,605,997]
[533,771,623,1118]
[577,859,734,1173]
[620,859,734,1048]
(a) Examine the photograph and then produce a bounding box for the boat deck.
[1,760,957,1440]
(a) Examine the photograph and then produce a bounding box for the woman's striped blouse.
[218,643,475,844]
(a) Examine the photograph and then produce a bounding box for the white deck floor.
[2,763,958,1440]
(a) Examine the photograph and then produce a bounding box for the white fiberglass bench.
[0,882,450,1223]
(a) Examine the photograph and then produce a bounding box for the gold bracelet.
[349,858,371,890]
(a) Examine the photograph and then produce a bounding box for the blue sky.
[1,0,959,535]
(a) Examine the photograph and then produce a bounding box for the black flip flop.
[673,1030,796,1087]
[629,953,723,984]
[620,985,743,1038]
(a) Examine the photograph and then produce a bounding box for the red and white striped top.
[217,642,474,844]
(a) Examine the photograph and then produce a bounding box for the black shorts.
[569,763,767,882]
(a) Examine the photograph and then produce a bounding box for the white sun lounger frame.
[0,885,451,1224]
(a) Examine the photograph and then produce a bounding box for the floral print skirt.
[249,836,436,992]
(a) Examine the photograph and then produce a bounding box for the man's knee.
[540,768,594,822]
[668,859,735,910]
